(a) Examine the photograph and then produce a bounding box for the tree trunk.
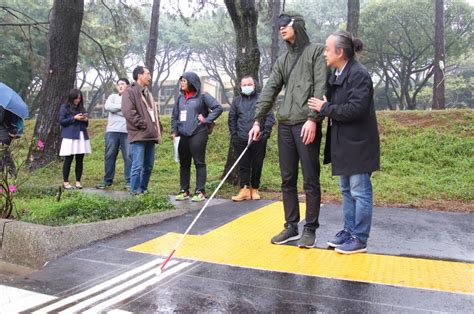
[270,0,281,67]
[433,0,445,110]
[223,0,260,185]
[384,74,395,110]
[224,0,260,95]
[346,0,360,37]
[145,0,161,81]
[29,0,84,170]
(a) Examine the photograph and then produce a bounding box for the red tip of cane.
[160,249,176,273]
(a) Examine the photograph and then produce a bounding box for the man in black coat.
[309,30,380,254]
[228,76,274,201]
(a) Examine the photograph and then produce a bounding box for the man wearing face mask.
[228,75,275,201]
[249,13,330,248]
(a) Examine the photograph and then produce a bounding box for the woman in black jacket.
[171,72,223,202]
[308,31,380,254]
[58,89,91,190]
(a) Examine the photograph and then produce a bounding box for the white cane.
[158,139,254,274]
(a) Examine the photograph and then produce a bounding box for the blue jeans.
[339,173,373,243]
[130,141,155,194]
[103,132,130,185]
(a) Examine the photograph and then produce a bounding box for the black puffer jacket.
[171,72,223,137]
[228,91,275,141]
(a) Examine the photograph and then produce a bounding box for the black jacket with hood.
[171,72,223,137]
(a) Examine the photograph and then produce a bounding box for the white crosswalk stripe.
[0,285,57,313]
[2,257,193,313]
[82,262,190,313]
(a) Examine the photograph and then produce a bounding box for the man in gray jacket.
[97,78,131,189]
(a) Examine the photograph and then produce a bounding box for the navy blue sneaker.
[327,229,352,248]
[335,236,367,254]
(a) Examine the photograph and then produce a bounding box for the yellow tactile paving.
[128,202,474,294]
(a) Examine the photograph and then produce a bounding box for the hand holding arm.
[308,96,328,113]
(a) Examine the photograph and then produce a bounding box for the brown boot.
[251,187,261,200]
[231,186,251,202]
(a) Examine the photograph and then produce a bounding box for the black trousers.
[63,154,84,182]
[233,137,268,189]
[178,130,208,193]
[278,123,322,231]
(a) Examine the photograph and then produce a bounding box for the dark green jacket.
[255,18,329,125]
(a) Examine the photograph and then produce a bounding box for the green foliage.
[285,0,348,44]
[0,0,50,96]
[375,112,474,205]
[15,190,174,226]
[360,0,473,110]
[12,112,474,223]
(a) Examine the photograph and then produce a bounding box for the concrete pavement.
[0,199,472,312]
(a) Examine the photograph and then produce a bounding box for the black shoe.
[297,227,316,248]
[96,181,112,189]
[271,227,300,245]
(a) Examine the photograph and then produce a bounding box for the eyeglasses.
[278,14,294,28]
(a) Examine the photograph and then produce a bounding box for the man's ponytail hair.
[332,30,364,60]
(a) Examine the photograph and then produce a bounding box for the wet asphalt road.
[1,199,473,313]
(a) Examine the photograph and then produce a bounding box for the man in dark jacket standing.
[229,75,275,201]
[249,13,330,248]
[309,31,380,254]
[122,66,162,195]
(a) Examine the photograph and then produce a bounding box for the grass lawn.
[9,110,474,225]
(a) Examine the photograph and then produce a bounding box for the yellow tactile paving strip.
[129,202,474,294]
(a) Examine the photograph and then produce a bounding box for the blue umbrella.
[0,82,29,119]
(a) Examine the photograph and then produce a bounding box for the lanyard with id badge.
[180,109,187,122]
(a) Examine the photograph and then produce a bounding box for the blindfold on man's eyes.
[278,14,294,28]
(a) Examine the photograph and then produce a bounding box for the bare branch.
[0,22,48,26]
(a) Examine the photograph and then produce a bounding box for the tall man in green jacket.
[249,13,329,248]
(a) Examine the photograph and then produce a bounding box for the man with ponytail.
[308,31,380,254]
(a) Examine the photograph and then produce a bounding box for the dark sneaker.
[191,192,206,202]
[271,227,300,245]
[96,181,112,189]
[335,236,367,254]
[175,190,190,201]
[327,229,352,248]
[297,227,316,248]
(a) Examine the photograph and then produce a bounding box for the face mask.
[241,86,255,96]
